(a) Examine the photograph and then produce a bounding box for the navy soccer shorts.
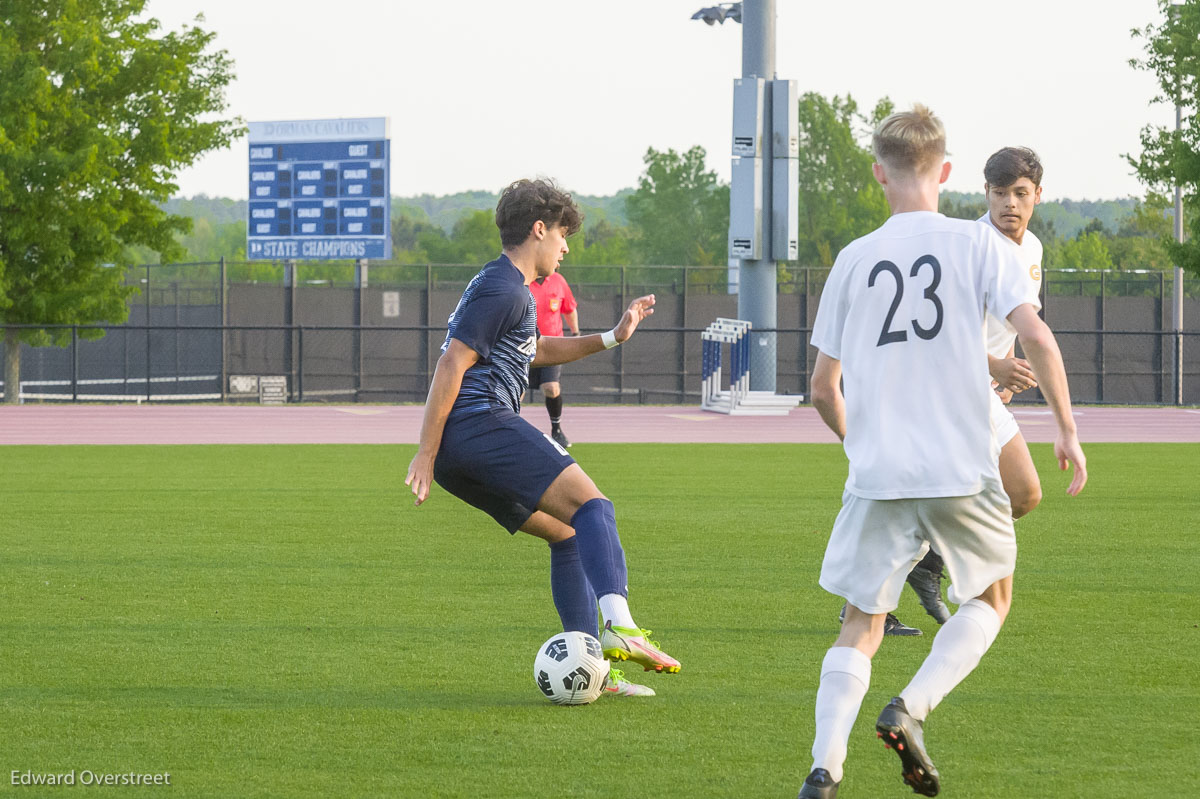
[527,365,562,388]
[434,405,575,533]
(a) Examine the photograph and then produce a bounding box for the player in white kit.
[796,107,1087,799]
[903,146,1050,623]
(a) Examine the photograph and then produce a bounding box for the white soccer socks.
[598,593,637,630]
[811,646,872,783]
[900,598,1003,721]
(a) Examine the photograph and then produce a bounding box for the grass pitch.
[1,443,1197,798]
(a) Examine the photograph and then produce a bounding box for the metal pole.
[297,326,304,403]
[71,325,78,402]
[618,265,626,401]
[424,263,433,390]
[1099,271,1105,403]
[220,256,227,401]
[284,259,296,401]
[1174,96,1185,405]
[1160,270,1167,402]
[173,279,180,396]
[145,263,151,402]
[738,0,777,391]
[355,258,367,401]
[680,265,688,402]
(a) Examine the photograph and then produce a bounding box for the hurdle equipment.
[700,318,802,415]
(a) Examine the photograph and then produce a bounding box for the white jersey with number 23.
[811,211,1040,500]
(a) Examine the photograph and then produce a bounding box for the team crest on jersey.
[517,336,537,356]
[1029,264,1042,281]
[549,298,561,312]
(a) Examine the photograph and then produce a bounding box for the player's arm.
[989,343,1036,402]
[532,294,654,366]
[1007,303,1087,495]
[405,338,480,506]
[564,309,579,336]
[810,352,846,442]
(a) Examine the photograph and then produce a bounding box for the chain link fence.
[3,261,1198,405]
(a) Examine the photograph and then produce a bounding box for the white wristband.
[601,329,619,349]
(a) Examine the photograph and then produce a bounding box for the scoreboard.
[247,117,391,260]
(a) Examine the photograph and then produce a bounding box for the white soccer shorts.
[819,482,1016,613]
[990,389,1020,447]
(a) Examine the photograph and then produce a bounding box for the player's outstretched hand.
[1054,432,1087,496]
[405,450,435,507]
[614,294,655,343]
[991,356,1037,393]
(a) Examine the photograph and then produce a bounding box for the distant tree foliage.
[1129,0,1200,276]
[625,146,729,266]
[793,93,893,266]
[0,0,240,401]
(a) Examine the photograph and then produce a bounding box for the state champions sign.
[247,118,391,260]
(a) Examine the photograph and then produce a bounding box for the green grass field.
[1,443,1197,798]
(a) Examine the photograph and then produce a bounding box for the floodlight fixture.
[691,3,742,25]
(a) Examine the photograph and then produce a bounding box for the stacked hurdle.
[700,317,802,415]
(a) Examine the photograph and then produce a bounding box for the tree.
[1046,231,1114,271]
[625,146,729,266]
[0,1,239,401]
[1129,0,1200,277]
[792,93,893,267]
[448,209,502,265]
[563,219,631,267]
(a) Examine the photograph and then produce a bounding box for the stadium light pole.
[693,0,779,392]
[1172,2,1185,405]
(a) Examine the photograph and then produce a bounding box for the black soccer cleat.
[551,426,571,449]
[906,565,951,624]
[797,767,839,798]
[876,697,940,796]
[884,613,922,637]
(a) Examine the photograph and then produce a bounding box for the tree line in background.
[143,92,1175,279]
[3,0,1199,403]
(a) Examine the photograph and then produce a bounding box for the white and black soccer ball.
[533,631,608,705]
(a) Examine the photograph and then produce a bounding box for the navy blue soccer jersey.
[443,254,537,414]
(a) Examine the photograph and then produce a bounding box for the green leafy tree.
[0,1,240,401]
[1046,231,1114,271]
[940,193,988,222]
[1103,194,1171,272]
[793,93,893,267]
[1129,0,1200,276]
[563,219,631,267]
[625,146,729,266]
[449,209,502,265]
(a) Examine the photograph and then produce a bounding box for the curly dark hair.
[984,147,1043,188]
[495,178,582,248]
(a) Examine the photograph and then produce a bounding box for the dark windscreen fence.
[2,262,1197,405]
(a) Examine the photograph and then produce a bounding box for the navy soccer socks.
[547,536,599,638]
[569,497,628,602]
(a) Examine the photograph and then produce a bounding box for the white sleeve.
[810,251,850,359]
[982,233,1041,323]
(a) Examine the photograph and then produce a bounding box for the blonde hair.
[872,104,946,174]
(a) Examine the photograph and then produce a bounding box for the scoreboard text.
[247,118,391,260]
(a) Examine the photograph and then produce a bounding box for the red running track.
[1,404,1198,445]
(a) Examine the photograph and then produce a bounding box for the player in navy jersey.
[405,179,680,697]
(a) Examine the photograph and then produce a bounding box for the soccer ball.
[533,631,608,705]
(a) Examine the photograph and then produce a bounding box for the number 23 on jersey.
[868,254,944,347]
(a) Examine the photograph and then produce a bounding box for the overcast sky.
[148,0,1172,203]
